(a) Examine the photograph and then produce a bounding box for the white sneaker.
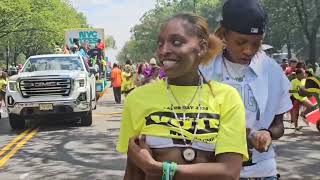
[294,129,303,135]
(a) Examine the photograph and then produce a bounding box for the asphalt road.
[0,88,319,180]
[0,90,126,180]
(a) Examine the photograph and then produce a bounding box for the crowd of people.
[115,0,319,180]
[61,38,108,79]
[110,58,166,104]
[280,58,320,134]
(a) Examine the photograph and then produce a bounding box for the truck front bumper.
[7,99,90,118]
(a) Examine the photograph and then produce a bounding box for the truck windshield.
[22,57,84,72]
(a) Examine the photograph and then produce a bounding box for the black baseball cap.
[221,0,268,35]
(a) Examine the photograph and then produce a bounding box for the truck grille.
[19,78,72,97]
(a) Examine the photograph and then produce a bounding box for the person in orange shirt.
[111,63,122,104]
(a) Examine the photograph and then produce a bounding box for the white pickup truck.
[6,54,96,129]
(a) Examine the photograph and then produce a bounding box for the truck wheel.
[9,114,25,130]
[81,111,92,126]
[316,121,320,132]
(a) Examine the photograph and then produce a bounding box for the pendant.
[181,147,197,163]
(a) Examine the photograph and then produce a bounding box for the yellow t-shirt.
[116,80,248,161]
[291,78,307,101]
[0,79,7,91]
[121,72,135,92]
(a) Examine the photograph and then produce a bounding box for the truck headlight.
[75,78,86,87]
[8,81,17,91]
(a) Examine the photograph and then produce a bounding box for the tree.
[293,0,320,64]
[0,0,88,65]
[105,35,117,49]
[263,0,320,63]
[262,0,299,59]
[117,0,223,63]
[0,0,32,38]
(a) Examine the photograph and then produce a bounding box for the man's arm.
[249,113,284,152]
[268,113,285,140]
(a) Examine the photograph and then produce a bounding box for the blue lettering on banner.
[76,31,100,45]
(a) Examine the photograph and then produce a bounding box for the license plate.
[39,104,53,111]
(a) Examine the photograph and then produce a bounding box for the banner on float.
[65,28,105,48]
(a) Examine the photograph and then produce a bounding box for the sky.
[69,0,157,63]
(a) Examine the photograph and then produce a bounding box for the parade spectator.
[159,68,166,79]
[0,71,8,118]
[111,63,122,104]
[285,58,298,76]
[289,69,313,133]
[296,61,306,71]
[97,39,105,62]
[73,38,80,49]
[280,59,289,72]
[117,13,248,180]
[70,45,79,54]
[200,0,292,179]
[63,45,70,54]
[143,58,162,84]
[306,63,314,75]
[148,65,161,84]
[135,63,147,86]
[121,62,135,96]
[96,39,105,50]
[101,58,107,78]
[79,42,88,59]
[149,58,157,67]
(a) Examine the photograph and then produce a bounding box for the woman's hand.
[249,130,272,153]
[127,135,162,176]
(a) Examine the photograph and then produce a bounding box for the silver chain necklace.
[222,56,247,82]
[165,76,203,163]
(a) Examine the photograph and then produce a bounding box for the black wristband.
[259,128,273,139]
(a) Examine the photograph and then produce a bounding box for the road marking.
[0,128,32,157]
[0,128,39,168]
[93,112,122,116]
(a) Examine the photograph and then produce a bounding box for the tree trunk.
[287,42,292,59]
[286,31,292,59]
[13,53,19,66]
[308,37,317,65]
